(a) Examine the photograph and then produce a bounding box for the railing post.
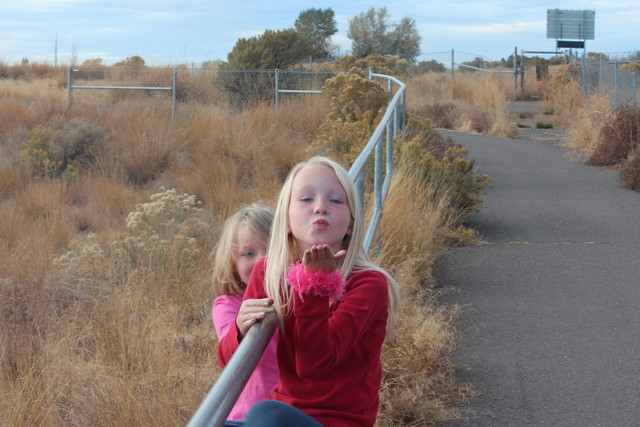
[387,111,394,179]
[356,174,365,222]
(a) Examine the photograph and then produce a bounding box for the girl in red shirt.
[218,156,400,427]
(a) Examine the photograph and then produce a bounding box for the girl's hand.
[301,244,346,274]
[236,298,274,337]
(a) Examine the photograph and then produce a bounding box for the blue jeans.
[243,400,323,427]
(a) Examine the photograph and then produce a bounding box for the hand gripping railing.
[187,69,406,427]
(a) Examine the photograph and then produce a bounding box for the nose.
[314,198,328,215]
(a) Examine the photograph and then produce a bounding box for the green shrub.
[54,188,210,291]
[419,146,489,221]
[311,66,490,228]
[108,188,210,285]
[308,67,389,164]
[412,103,459,129]
[536,122,554,129]
[396,118,491,223]
[20,119,106,178]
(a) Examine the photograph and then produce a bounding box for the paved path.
[435,130,640,426]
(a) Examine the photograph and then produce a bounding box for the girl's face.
[233,225,268,285]
[288,164,352,255]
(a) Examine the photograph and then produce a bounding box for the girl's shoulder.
[349,267,387,280]
[214,292,244,306]
[255,255,268,270]
[347,269,389,291]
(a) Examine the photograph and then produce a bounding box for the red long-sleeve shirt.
[218,257,389,427]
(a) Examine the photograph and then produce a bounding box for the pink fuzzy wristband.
[285,262,346,302]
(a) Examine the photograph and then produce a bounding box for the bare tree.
[389,17,421,63]
[347,7,391,59]
[347,7,421,62]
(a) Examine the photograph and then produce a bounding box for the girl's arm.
[217,257,269,366]
[213,294,242,368]
[212,294,243,340]
[289,268,389,378]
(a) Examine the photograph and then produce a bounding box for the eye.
[330,198,343,204]
[242,251,256,258]
[299,196,313,203]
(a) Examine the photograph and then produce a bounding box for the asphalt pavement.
[435,130,640,426]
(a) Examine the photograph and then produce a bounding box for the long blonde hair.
[212,202,274,297]
[264,156,400,338]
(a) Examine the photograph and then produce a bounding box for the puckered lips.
[312,217,329,229]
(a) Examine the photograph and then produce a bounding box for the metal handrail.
[349,68,406,252]
[187,69,406,427]
[186,314,279,427]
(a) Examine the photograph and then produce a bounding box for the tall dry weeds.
[375,161,477,424]
[543,63,585,125]
[1,66,478,426]
[407,72,516,137]
[564,92,613,160]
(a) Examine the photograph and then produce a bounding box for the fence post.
[614,63,619,107]
[67,66,73,110]
[172,70,177,121]
[519,49,524,99]
[633,71,637,107]
[451,49,455,81]
[582,55,588,100]
[275,69,280,112]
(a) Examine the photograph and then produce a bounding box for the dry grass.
[0,78,66,101]
[406,71,517,138]
[564,92,613,160]
[0,65,483,426]
[375,161,478,425]
[556,70,640,192]
[542,64,586,126]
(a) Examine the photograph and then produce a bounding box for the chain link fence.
[68,67,344,114]
[581,58,639,107]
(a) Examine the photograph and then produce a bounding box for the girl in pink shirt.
[211,203,279,423]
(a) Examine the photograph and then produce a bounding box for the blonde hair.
[212,202,274,297]
[264,156,400,338]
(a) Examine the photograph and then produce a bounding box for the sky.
[1,0,639,67]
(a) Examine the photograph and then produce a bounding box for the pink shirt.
[212,293,279,421]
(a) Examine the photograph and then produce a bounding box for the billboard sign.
[547,9,595,41]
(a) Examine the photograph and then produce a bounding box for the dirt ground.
[506,101,566,145]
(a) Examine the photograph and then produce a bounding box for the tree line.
[223,7,422,69]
